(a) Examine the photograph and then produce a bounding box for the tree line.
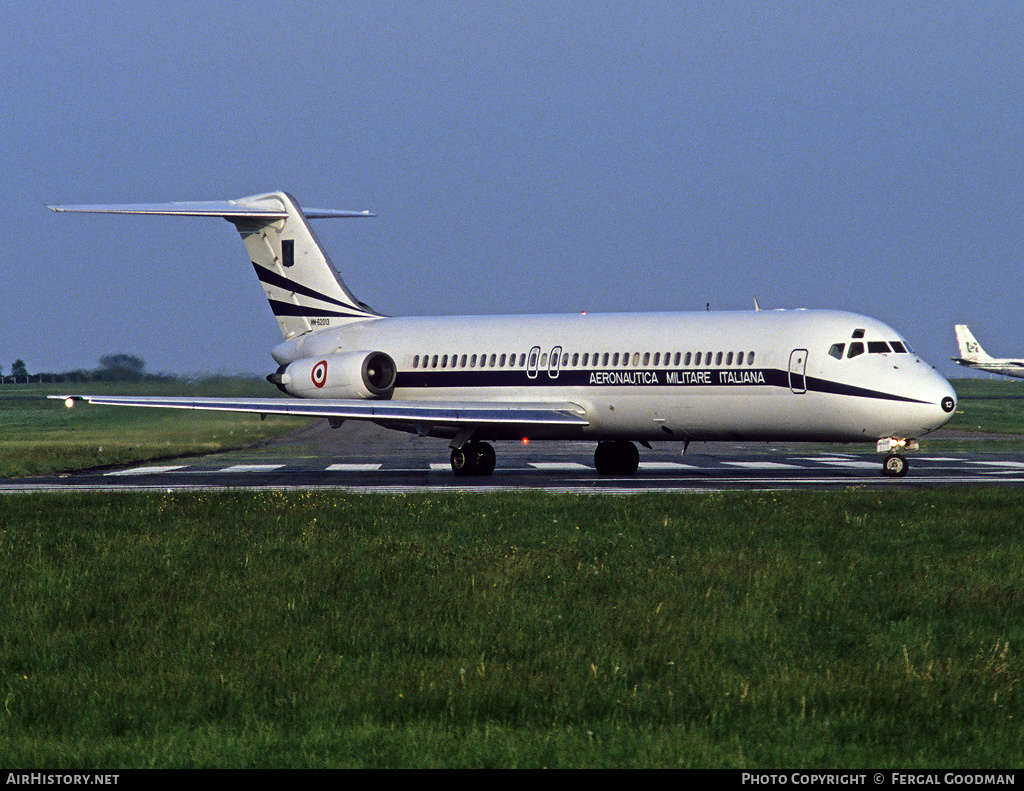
[1,354,176,384]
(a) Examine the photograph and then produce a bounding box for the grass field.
[1,376,1022,768]
[0,490,1022,768]
[0,378,308,479]
[942,377,1024,436]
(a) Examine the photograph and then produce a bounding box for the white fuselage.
[270,308,957,445]
[954,359,1024,379]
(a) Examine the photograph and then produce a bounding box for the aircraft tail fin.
[49,191,381,340]
[955,324,993,362]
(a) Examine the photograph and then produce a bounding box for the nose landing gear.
[882,453,908,477]
[878,437,918,478]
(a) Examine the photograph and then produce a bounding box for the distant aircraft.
[49,191,956,477]
[952,324,1024,379]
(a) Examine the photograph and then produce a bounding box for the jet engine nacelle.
[269,351,397,400]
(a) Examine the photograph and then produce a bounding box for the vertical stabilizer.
[227,192,382,339]
[955,324,992,362]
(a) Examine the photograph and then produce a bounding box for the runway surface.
[4,422,1024,493]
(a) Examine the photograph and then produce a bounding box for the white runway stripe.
[219,464,285,473]
[723,461,802,470]
[105,465,186,476]
[326,463,383,471]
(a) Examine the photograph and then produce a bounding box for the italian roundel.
[311,359,328,388]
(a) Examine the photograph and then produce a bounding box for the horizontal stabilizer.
[48,190,379,338]
[48,201,373,220]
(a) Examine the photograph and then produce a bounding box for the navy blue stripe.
[253,263,372,315]
[393,368,928,404]
[267,299,372,319]
[804,375,924,403]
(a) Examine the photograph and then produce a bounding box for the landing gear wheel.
[882,453,908,478]
[474,442,496,476]
[450,441,496,477]
[594,440,640,475]
[450,446,478,476]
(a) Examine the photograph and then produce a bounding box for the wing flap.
[51,395,589,427]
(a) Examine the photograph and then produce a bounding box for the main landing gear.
[594,440,640,475]
[449,439,643,477]
[450,441,496,476]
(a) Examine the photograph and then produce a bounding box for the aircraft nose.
[924,374,957,432]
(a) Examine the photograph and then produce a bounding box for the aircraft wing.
[50,395,589,429]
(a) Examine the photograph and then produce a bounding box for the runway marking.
[218,464,285,473]
[968,461,1024,469]
[326,463,383,472]
[529,462,592,470]
[105,465,186,477]
[639,462,700,470]
[723,461,802,470]
[816,460,882,470]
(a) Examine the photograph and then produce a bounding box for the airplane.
[48,191,957,478]
[951,324,1024,379]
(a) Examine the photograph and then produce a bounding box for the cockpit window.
[890,341,908,353]
[847,342,865,358]
[852,329,866,339]
[868,341,892,354]
[828,343,845,360]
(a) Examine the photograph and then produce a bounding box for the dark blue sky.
[4,1,1023,376]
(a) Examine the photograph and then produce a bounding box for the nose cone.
[919,369,958,434]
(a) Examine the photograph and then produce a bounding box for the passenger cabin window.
[829,343,845,360]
